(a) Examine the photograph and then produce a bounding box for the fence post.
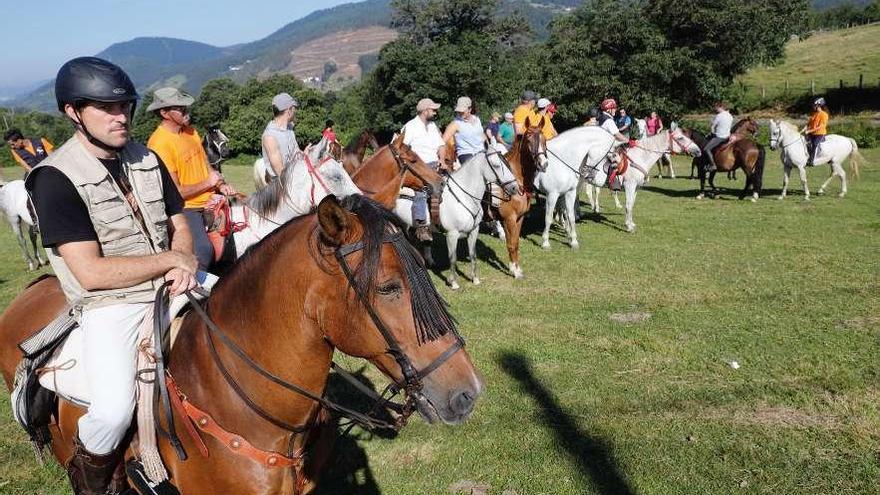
[784,80,789,93]
[810,80,815,95]
[859,74,863,89]
[761,86,766,99]
[839,79,844,89]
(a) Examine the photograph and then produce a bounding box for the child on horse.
[704,101,733,172]
[801,97,829,167]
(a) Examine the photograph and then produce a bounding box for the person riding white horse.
[401,97,446,242]
[253,92,302,189]
[769,117,862,200]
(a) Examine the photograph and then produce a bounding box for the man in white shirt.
[401,98,445,241]
[704,101,733,172]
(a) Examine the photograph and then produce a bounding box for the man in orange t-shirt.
[147,87,235,270]
[801,97,829,167]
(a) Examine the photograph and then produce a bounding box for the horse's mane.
[248,161,296,218]
[336,195,457,344]
[777,120,798,133]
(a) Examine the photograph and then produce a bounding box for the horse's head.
[768,119,782,150]
[203,125,231,168]
[316,194,482,424]
[734,117,759,136]
[317,157,362,198]
[391,132,445,202]
[669,128,702,157]
[523,116,549,171]
[484,145,521,196]
[365,129,381,151]
[328,139,343,161]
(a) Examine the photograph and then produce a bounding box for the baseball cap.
[272,93,299,111]
[522,90,537,101]
[416,98,441,112]
[537,98,551,109]
[454,96,472,113]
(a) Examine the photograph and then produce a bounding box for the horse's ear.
[539,116,546,128]
[317,195,350,246]
[525,116,531,128]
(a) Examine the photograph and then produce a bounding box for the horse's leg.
[495,220,506,241]
[779,162,791,200]
[669,156,676,179]
[836,160,848,197]
[503,213,523,279]
[817,162,843,196]
[13,219,37,271]
[28,225,46,266]
[542,191,559,249]
[623,180,638,233]
[697,166,706,199]
[467,227,480,285]
[446,231,461,290]
[564,190,579,249]
[613,189,622,209]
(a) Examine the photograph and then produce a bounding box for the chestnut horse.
[696,117,766,201]
[489,121,547,279]
[0,195,482,494]
[351,132,445,210]
[341,129,382,175]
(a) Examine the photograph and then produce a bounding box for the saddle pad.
[38,273,218,405]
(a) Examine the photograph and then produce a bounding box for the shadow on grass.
[314,366,398,494]
[497,352,636,495]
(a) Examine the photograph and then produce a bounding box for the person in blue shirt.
[615,108,632,138]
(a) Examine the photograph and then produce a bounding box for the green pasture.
[1,150,878,494]
[736,22,880,101]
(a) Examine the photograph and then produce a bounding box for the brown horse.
[351,132,445,211]
[488,120,547,279]
[0,194,482,494]
[697,117,766,201]
[341,129,381,175]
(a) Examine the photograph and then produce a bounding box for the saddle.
[204,195,246,264]
[10,277,217,458]
[715,135,740,154]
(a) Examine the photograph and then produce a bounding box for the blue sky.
[0,0,354,88]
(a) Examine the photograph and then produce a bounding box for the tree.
[192,78,240,129]
[322,61,338,82]
[391,0,499,45]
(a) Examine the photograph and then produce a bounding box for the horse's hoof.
[498,233,507,242]
[804,196,811,202]
[570,240,580,249]
[696,194,704,200]
[541,241,551,250]
[778,196,784,201]
[472,277,481,286]
[817,189,825,195]
[449,281,460,290]
[513,270,524,280]
[626,225,636,233]
[838,192,846,198]
[27,263,37,271]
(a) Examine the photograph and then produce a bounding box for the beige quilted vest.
[27,136,170,309]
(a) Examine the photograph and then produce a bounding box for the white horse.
[0,180,47,270]
[581,127,701,233]
[769,119,863,200]
[395,149,519,290]
[537,126,626,248]
[232,152,360,257]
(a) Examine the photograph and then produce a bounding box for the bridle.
[770,123,805,151]
[389,143,437,197]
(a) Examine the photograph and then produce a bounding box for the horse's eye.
[377,280,403,297]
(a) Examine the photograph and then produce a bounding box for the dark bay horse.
[351,132,445,211]
[696,117,766,201]
[342,129,381,175]
[0,195,482,494]
[488,119,547,279]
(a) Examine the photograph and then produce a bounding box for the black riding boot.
[67,436,129,495]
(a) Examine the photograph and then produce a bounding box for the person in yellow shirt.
[513,90,540,136]
[801,97,829,167]
[147,87,235,271]
[4,128,53,174]
[535,98,558,140]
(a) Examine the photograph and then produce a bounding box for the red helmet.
[601,98,617,111]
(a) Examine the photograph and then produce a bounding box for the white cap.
[416,98,441,112]
[537,98,551,109]
[454,96,472,113]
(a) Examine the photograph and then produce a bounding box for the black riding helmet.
[55,57,138,112]
[55,57,138,151]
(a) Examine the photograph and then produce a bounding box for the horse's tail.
[753,145,766,193]
[847,138,862,180]
[253,158,267,190]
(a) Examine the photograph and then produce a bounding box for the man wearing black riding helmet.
[25,56,199,495]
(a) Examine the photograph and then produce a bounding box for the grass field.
[0,150,878,494]
[737,22,880,99]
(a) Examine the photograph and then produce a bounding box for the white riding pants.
[77,302,150,455]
